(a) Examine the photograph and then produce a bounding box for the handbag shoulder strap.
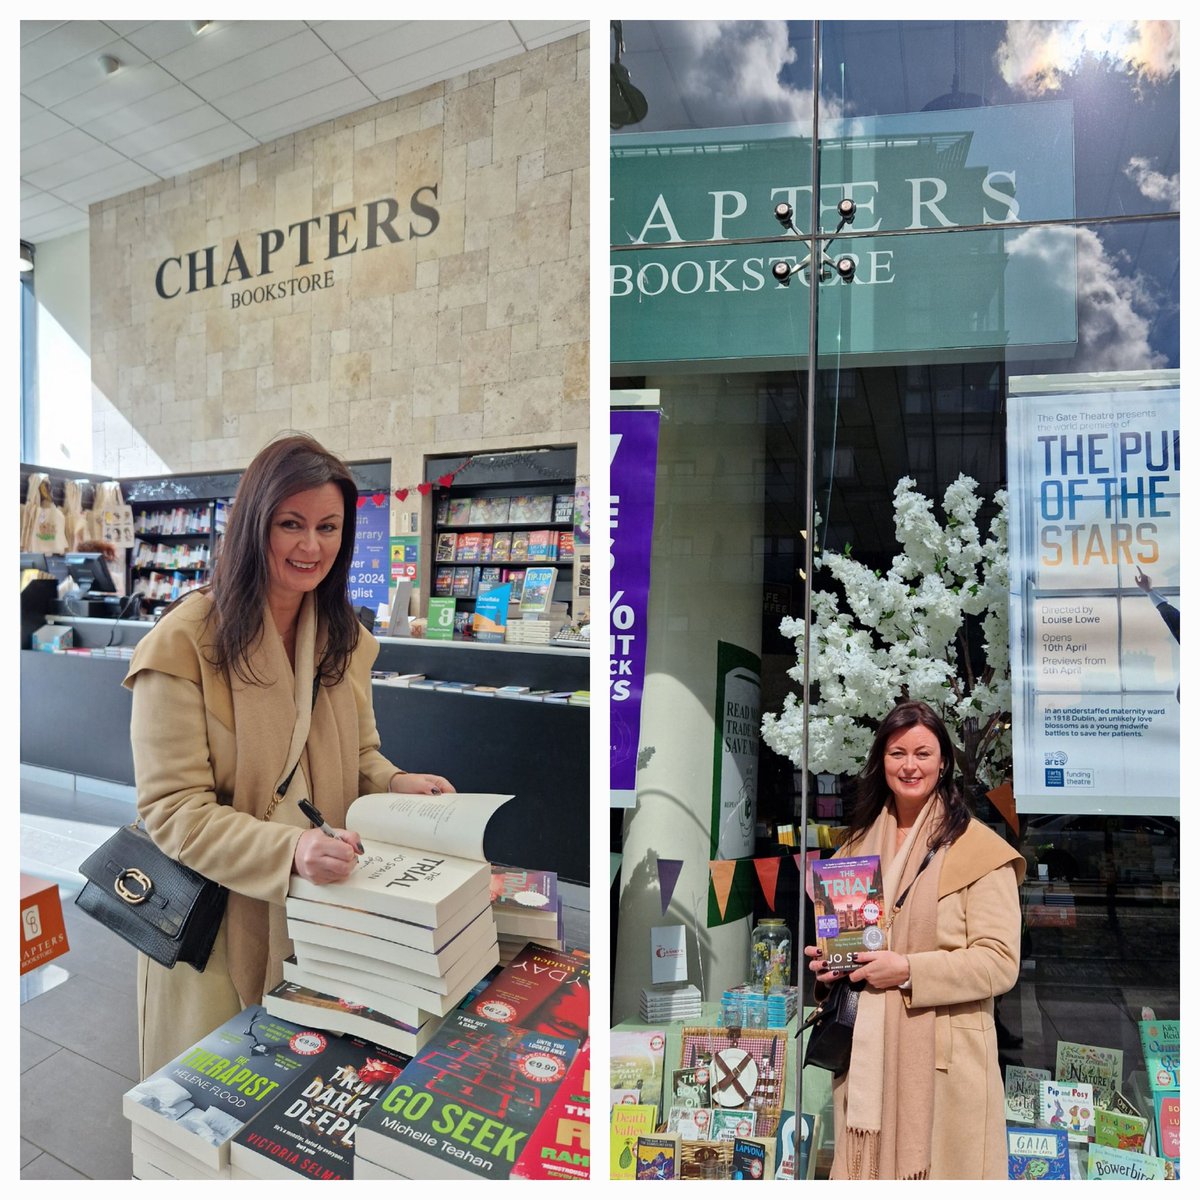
[266,674,321,817]
[892,842,939,914]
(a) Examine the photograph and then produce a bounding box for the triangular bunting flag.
[709,860,737,921]
[657,858,684,915]
[986,780,1019,835]
[753,857,782,911]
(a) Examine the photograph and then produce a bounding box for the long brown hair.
[842,700,971,853]
[205,433,360,686]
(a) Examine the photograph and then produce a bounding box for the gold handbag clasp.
[114,867,153,904]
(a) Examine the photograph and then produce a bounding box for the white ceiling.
[20,19,589,245]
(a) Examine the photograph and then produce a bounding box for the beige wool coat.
[124,592,401,1077]
[829,820,1026,1179]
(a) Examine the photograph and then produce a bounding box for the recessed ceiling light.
[98,53,121,75]
[191,21,212,35]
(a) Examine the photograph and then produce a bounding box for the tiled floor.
[19,769,589,1181]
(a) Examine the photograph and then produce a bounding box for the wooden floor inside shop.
[19,770,589,1181]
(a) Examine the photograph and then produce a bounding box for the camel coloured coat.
[829,820,1026,1179]
[124,592,400,1076]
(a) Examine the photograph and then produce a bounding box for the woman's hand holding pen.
[293,825,362,884]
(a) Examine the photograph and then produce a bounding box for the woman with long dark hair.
[804,699,1024,1179]
[124,433,453,1075]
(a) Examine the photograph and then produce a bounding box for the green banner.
[612,102,1076,366]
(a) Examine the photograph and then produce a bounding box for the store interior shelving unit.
[425,446,578,633]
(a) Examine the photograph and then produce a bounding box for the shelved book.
[510,1039,591,1180]
[263,977,437,1058]
[354,1010,582,1180]
[469,496,511,524]
[435,532,457,562]
[509,494,554,524]
[123,1004,331,1172]
[446,498,472,525]
[811,855,884,972]
[1007,1128,1070,1179]
[228,1037,406,1180]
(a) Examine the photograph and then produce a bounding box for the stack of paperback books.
[490,865,565,963]
[283,793,514,1042]
[640,982,703,1023]
[353,944,591,1179]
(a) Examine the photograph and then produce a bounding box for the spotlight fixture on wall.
[20,241,34,273]
[769,197,858,286]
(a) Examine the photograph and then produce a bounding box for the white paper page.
[347,792,514,861]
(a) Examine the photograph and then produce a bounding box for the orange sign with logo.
[20,874,69,975]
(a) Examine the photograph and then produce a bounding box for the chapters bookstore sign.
[152,186,440,309]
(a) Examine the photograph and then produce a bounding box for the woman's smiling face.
[266,482,345,606]
[883,723,944,809]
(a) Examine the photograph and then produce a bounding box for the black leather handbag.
[75,823,227,971]
[801,977,864,1075]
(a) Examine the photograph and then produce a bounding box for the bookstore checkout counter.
[20,614,590,883]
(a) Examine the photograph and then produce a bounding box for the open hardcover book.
[288,792,515,930]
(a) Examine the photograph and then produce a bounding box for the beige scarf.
[836,797,946,1180]
[129,591,366,1004]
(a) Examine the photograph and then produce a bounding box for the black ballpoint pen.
[298,798,360,852]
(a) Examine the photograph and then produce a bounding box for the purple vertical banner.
[610,407,660,806]
[347,497,391,618]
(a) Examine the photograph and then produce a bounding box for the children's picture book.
[1093,1106,1150,1151]
[811,855,885,972]
[510,1039,590,1180]
[635,1134,680,1180]
[491,531,513,560]
[1004,1064,1051,1125]
[671,1066,710,1110]
[1055,1040,1123,1109]
[287,792,513,929]
[229,1036,406,1180]
[469,496,511,525]
[446,498,472,526]
[519,566,558,614]
[1087,1143,1169,1180]
[1138,1018,1180,1092]
[435,532,457,562]
[610,1030,667,1124]
[610,1104,658,1180]
[1006,1128,1070,1180]
[509,493,554,524]
[730,1136,767,1180]
[1038,1080,1095,1140]
[1154,1090,1180,1163]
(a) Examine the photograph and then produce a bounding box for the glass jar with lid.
[749,917,792,993]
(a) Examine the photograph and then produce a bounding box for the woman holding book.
[124,433,454,1076]
[804,699,1024,1179]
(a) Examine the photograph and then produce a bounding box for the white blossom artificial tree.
[762,474,1012,797]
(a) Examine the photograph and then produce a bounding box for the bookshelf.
[426,448,578,637]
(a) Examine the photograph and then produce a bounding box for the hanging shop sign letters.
[153,188,440,309]
[611,102,1075,366]
[1007,372,1179,816]
[610,407,660,807]
[711,642,762,860]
